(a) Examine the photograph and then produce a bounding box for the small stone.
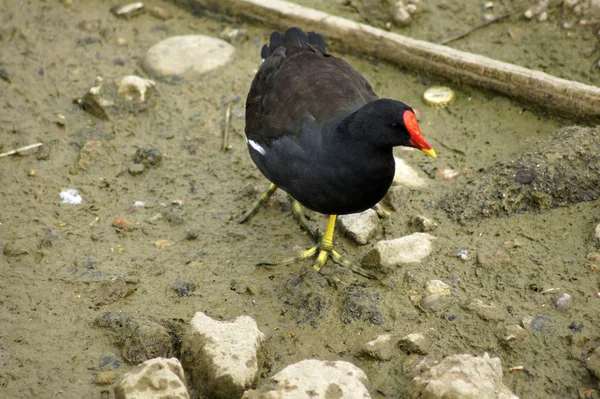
[143,35,235,81]
[360,333,396,361]
[112,218,136,232]
[27,169,35,177]
[484,1,494,9]
[538,11,548,21]
[399,333,430,355]
[133,148,162,166]
[462,299,505,321]
[382,185,404,211]
[128,164,145,175]
[420,293,452,312]
[393,157,427,187]
[171,281,196,297]
[521,315,552,334]
[482,12,496,22]
[500,324,527,344]
[114,357,190,399]
[447,249,469,261]
[117,75,155,102]
[110,2,144,19]
[568,321,584,332]
[477,250,510,265]
[116,37,128,46]
[524,9,534,19]
[391,2,412,26]
[94,370,119,386]
[338,209,379,245]
[60,188,83,204]
[182,312,265,398]
[588,252,600,261]
[184,231,198,240]
[411,353,518,399]
[242,359,371,398]
[425,280,451,295]
[411,215,437,232]
[554,292,572,309]
[362,233,436,272]
[219,27,248,43]
[594,223,600,241]
[154,240,174,249]
[586,347,600,379]
[148,6,171,20]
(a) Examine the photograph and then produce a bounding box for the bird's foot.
[238,183,278,224]
[288,195,320,242]
[257,244,377,280]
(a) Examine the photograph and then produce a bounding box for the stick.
[175,0,600,122]
[0,142,43,158]
[440,14,511,45]
[222,102,232,151]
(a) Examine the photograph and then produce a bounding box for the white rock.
[411,352,519,399]
[360,333,396,361]
[392,2,412,26]
[143,35,235,80]
[60,188,82,204]
[114,357,189,399]
[594,223,600,240]
[338,209,379,245]
[182,312,265,398]
[425,280,451,295]
[393,157,427,187]
[116,75,155,102]
[362,233,435,271]
[243,359,371,398]
[538,11,548,21]
[523,9,533,19]
[399,333,430,355]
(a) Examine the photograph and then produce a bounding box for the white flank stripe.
[248,139,266,155]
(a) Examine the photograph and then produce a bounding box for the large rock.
[243,359,371,398]
[181,312,265,398]
[362,233,435,272]
[114,357,189,399]
[143,35,235,81]
[393,157,427,187]
[338,209,379,245]
[410,352,518,399]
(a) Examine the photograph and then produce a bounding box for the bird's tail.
[261,27,327,59]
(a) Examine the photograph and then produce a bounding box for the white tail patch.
[248,139,266,155]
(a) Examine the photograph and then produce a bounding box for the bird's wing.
[245,46,378,144]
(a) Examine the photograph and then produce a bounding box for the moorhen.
[240,27,436,277]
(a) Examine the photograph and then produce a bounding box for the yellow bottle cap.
[423,86,455,108]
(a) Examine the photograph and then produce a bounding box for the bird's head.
[357,99,436,158]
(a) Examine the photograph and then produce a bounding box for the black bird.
[240,28,436,277]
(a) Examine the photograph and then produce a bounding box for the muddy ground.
[1,0,600,398]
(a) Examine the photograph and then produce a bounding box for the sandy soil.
[1,0,599,398]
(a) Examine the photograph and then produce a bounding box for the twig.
[222,102,232,151]
[440,14,511,45]
[0,142,43,158]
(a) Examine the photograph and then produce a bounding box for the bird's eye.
[389,123,399,129]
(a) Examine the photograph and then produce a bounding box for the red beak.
[403,111,436,158]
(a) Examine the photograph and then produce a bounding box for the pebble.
[522,315,552,334]
[94,370,119,386]
[554,292,572,310]
[420,293,453,312]
[110,2,144,19]
[337,209,379,245]
[143,35,235,81]
[568,321,584,332]
[362,233,436,272]
[391,1,412,26]
[114,357,189,399]
[411,215,437,232]
[148,6,171,20]
[116,37,128,46]
[382,185,404,211]
[219,27,248,43]
[182,312,265,398]
[425,280,451,295]
[500,324,527,345]
[462,299,505,321]
[112,218,136,232]
[360,333,396,360]
[586,347,600,379]
[594,223,600,241]
[393,157,427,187]
[133,148,162,166]
[242,359,371,398]
[524,9,534,19]
[410,352,519,399]
[60,188,83,204]
[95,312,176,364]
[129,163,145,175]
[399,333,430,355]
[538,11,548,21]
[116,75,155,102]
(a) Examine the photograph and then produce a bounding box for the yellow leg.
[288,195,319,242]
[238,183,278,224]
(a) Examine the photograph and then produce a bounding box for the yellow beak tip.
[421,148,437,158]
